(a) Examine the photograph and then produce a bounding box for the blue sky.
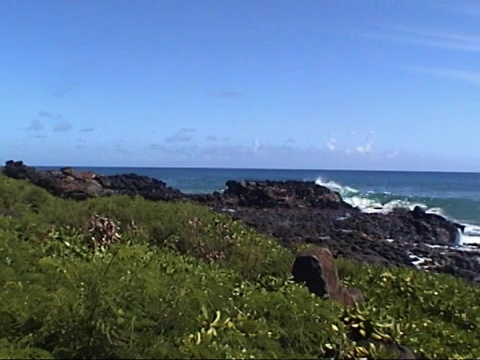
[1,0,480,171]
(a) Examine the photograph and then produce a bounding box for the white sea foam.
[314,178,359,196]
[424,244,445,249]
[407,254,438,270]
[315,176,480,247]
[460,225,480,245]
[463,225,480,237]
[316,177,446,216]
[334,194,440,216]
[424,242,480,253]
[343,196,383,213]
[425,207,444,216]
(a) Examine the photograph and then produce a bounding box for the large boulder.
[409,206,462,244]
[292,246,364,307]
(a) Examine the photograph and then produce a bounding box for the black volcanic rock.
[3,160,480,283]
[409,205,463,244]
[3,160,185,201]
[220,179,353,210]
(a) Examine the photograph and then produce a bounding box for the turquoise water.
[38,167,480,228]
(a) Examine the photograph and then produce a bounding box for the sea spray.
[315,176,480,245]
[315,177,441,215]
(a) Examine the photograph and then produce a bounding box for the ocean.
[38,167,480,246]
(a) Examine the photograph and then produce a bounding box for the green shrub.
[0,173,479,359]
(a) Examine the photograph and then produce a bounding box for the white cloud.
[345,130,376,154]
[348,133,375,154]
[355,143,372,154]
[363,25,480,52]
[253,138,261,152]
[326,138,337,151]
[410,66,480,85]
[354,141,373,154]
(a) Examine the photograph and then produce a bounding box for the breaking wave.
[315,177,480,246]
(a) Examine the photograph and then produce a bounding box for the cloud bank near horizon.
[2,1,480,171]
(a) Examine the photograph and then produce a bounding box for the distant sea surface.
[38,167,480,243]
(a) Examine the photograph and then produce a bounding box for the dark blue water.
[38,167,480,229]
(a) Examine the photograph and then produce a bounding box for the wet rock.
[410,206,460,244]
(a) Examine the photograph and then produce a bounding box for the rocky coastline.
[3,160,480,283]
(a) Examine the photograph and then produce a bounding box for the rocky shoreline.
[3,160,480,283]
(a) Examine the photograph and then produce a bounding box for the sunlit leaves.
[0,173,479,359]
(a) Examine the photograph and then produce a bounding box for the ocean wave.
[315,176,441,214]
[315,176,480,245]
[341,196,445,215]
[314,177,359,197]
[461,225,480,245]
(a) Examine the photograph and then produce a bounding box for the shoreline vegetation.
[1,160,479,359]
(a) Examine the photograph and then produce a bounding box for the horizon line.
[30,164,480,175]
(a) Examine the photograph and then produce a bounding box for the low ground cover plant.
[0,174,479,358]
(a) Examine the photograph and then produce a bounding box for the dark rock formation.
[3,160,184,201]
[292,246,364,307]
[203,204,480,283]
[3,160,480,283]
[410,205,463,244]
[220,180,352,210]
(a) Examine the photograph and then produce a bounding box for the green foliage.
[337,258,480,358]
[0,173,479,359]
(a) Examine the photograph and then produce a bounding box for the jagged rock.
[4,160,480,283]
[409,206,461,244]
[3,160,185,201]
[221,180,352,210]
[291,246,364,307]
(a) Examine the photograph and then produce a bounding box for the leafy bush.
[0,173,479,359]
